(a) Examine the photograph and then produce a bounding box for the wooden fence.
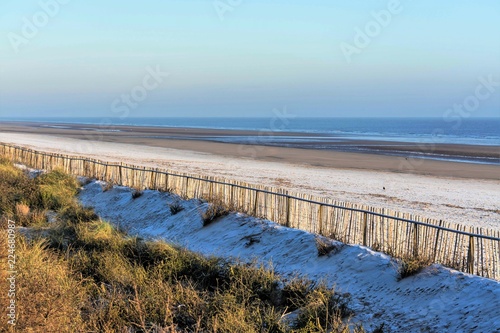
[1,142,499,281]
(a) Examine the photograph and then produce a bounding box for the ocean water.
[4,116,499,146]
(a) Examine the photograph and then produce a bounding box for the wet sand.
[0,121,498,180]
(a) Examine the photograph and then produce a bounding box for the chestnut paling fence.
[1,142,499,281]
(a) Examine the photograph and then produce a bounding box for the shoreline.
[0,130,498,228]
[0,122,499,178]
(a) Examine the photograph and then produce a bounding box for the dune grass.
[0,158,44,226]
[201,195,234,226]
[396,255,434,281]
[0,160,372,332]
[35,168,80,210]
[169,201,184,215]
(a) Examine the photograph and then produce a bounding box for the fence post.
[318,204,323,235]
[131,166,135,188]
[433,221,442,261]
[165,171,169,191]
[286,195,291,227]
[142,166,147,190]
[230,184,234,207]
[467,235,475,274]
[119,163,123,184]
[254,190,259,216]
[413,224,419,257]
[362,212,368,246]
[151,169,157,190]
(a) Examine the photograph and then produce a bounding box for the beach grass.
[395,255,434,281]
[201,196,232,226]
[0,161,370,332]
[169,201,184,215]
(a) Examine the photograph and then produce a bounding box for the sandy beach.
[1,121,499,176]
[0,122,499,229]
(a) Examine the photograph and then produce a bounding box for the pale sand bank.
[0,131,499,229]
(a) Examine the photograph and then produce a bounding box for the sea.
[3,116,499,145]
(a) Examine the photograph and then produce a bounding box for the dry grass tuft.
[169,201,184,215]
[29,208,48,225]
[202,203,230,226]
[396,255,433,280]
[131,189,143,199]
[15,203,30,217]
[315,237,342,257]
[101,181,114,192]
[201,195,233,226]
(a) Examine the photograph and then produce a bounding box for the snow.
[2,133,499,229]
[13,163,45,178]
[78,180,500,332]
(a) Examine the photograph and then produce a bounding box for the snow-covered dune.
[79,180,500,332]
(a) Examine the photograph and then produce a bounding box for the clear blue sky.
[1,0,499,118]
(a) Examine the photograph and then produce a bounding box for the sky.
[0,0,499,118]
